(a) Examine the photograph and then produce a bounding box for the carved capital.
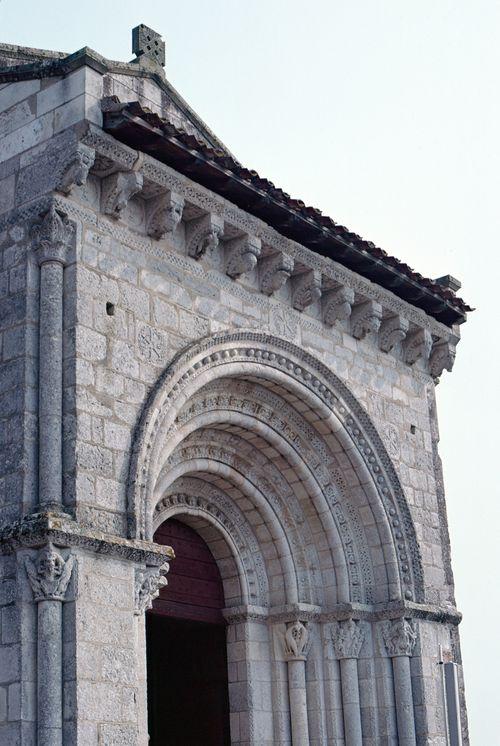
[292,269,322,311]
[25,543,75,602]
[260,252,294,295]
[404,328,433,365]
[331,619,365,659]
[283,620,309,661]
[382,618,417,657]
[186,213,224,259]
[225,234,261,278]
[134,563,170,615]
[56,143,95,194]
[101,170,143,218]
[31,203,75,265]
[146,191,184,239]
[351,300,383,340]
[429,339,456,379]
[379,314,410,353]
[322,285,354,326]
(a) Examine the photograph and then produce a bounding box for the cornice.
[0,511,174,566]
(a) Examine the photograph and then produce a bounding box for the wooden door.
[146,519,231,746]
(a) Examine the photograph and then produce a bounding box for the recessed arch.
[128,330,424,604]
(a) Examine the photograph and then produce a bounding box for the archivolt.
[153,476,269,608]
[128,331,424,603]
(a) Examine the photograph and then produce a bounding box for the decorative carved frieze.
[283,620,310,661]
[351,300,383,340]
[101,170,144,218]
[134,563,170,615]
[260,252,295,295]
[25,543,75,602]
[322,285,354,326]
[292,269,322,311]
[404,328,433,365]
[382,618,417,657]
[429,339,456,379]
[56,143,95,195]
[225,234,262,278]
[31,203,75,265]
[379,314,410,353]
[331,619,365,659]
[186,213,224,259]
[145,191,184,239]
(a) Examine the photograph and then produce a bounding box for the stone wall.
[0,59,466,744]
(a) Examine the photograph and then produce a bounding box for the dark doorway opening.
[146,518,231,746]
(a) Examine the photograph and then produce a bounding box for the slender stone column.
[332,619,365,746]
[25,544,75,746]
[283,620,310,746]
[31,204,74,511]
[382,618,418,746]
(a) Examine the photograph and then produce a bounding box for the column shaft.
[37,600,63,746]
[392,655,416,746]
[287,659,309,746]
[340,657,363,746]
[38,260,64,509]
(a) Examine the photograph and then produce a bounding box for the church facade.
[0,26,469,745]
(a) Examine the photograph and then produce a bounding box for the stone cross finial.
[132,24,165,68]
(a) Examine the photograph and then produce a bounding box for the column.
[283,620,310,746]
[332,619,365,746]
[382,618,418,746]
[31,203,74,511]
[25,544,75,746]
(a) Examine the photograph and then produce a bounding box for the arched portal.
[146,518,231,745]
[130,331,425,744]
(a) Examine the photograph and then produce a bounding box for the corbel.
[403,328,433,365]
[351,300,383,340]
[145,191,185,239]
[101,170,144,218]
[379,314,410,353]
[429,338,456,379]
[186,213,224,259]
[259,251,295,295]
[56,143,95,195]
[322,285,354,326]
[291,269,322,311]
[225,234,262,278]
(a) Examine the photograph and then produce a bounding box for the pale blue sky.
[2,0,499,740]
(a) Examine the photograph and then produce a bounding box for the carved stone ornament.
[134,563,170,615]
[101,170,144,218]
[322,285,354,326]
[56,143,95,195]
[225,234,262,278]
[382,618,417,657]
[260,251,295,295]
[31,203,75,265]
[403,328,433,366]
[25,543,75,602]
[331,619,365,659]
[379,314,410,353]
[283,620,309,661]
[292,269,322,311]
[186,213,224,259]
[429,339,456,379]
[146,191,185,239]
[351,300,383,340]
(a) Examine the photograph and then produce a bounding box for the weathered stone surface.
[0,29,468,746]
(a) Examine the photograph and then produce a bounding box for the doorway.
[146,518,231,745]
